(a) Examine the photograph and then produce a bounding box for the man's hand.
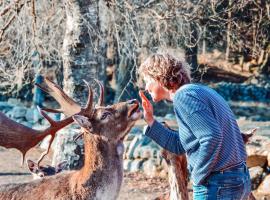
[139,90,154,126]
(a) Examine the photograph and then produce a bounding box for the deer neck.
[72,132,123,187]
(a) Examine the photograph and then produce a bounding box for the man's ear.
[55,160,68,173]
[27,159,38,173]
[72,115,93,131]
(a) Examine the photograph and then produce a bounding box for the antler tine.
[41,106,62,114]
[36,77,81,117]
[37,106,55,126]
[35,107,75,166]
[83,80,94,117]
[94,79,104,106]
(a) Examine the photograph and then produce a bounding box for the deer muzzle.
[127,99,141,120]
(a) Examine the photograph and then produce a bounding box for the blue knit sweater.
[145,83,247,185]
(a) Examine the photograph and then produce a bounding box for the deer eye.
[100,112,111,120]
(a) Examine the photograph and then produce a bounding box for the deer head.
[27,159,68,180]
[73,99,141,141]
[37,77,141,142]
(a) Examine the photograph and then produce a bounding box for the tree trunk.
[226,0,232,61]
[62,0,99,103]
[185,22,198,81]
[53,0,100,170]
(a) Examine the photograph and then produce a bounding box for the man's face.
[144,77,167,102]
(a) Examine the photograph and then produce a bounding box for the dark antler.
[36,77,95,118]
[0,108,74,166]
[35,77,81,117]
[94,79,104,106]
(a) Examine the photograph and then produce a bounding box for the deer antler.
[94,79,104,106]
[35,77,81,117]
[82,80,94,117]
[36,77,95,118]
[0,108,74,166]
[35,106,74,166]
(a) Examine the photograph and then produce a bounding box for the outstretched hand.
[139,90,154,126]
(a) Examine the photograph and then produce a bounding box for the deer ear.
[73,115,93,131]
[27,159,38,173]
[55,160,68,173]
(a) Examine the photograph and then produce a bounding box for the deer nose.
[128,99,138,105]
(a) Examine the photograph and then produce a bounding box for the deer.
[0,77,142,200]
[27,159,68,180]
[155,122,258,200]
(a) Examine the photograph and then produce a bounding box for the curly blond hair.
[138,53,191,90]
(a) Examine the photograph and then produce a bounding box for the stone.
[142,159,160,178]
[130,127,142,135]
[12,106,27,119]
[7,98,22,106]
[249,166,264,190]
[25,108,43,123]
[39,135,58,150]
[247,155,267,168]
[164,113,175,120]
[0,101,13,112]
[123,159,133,171]
[129,159,145,172]
[52,126,84,170]
[139,146,154,159]
[20,121,32,128]
[126,135,141,159]
[125,134,136,141]
[257,175,270,195]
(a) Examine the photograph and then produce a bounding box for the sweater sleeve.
[185,109,223,185]
[144,120,185,154]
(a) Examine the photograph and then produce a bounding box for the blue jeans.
[193,162,251,200]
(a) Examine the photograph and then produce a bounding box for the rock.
[249,166,264,190]
[164,113,175,120]
[139,135,152,147]
[39,135,58,150]
[133,145,157,159]
[126,135,141,159]
[247,155,267,168]
[25,108,43,123]
[130,127,142,135]
[52,126,84,170]
[0,101,13,112]
[20,121,32,128]
[126,134,136,141]
[142,159,160,178]
[32,124,46,130]
[7,98,22,106]
[257,175,270,195]
[12,106,27,119]
[123,160,133,171]
[129,159,145,172]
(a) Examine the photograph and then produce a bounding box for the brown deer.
[156,122,257,200]
[0,77,142,200]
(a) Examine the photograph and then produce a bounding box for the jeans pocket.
[217,182,244,200]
